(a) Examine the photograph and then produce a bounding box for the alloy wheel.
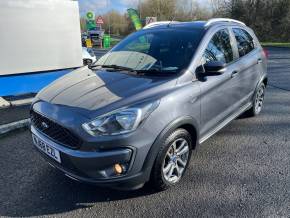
[162,138,190,184]
[255,85,265,114]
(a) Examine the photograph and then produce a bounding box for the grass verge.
[261,42,290,47]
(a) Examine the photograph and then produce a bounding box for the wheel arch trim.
[253,75,268,101]
[141,116,199,182]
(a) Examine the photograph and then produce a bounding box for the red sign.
[96,16,104,24]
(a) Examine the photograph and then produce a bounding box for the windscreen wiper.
[135,69,176,76]
[89,64,174,76]
[89,64,135,72]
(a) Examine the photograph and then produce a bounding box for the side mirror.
[204,61,226,75]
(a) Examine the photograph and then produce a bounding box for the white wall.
[0,0,83,76]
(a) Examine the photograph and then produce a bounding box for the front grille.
[30,110,82,149]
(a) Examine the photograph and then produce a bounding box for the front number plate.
[32,134,61,163]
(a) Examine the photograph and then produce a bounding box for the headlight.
[82,100,160,136]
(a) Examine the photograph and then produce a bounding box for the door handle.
[257,58,263,64]
[231,70,239,78]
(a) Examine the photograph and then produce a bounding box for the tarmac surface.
[0,47,290,217]
[0,105,30,125]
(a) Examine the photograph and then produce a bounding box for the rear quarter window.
[233,28,256,57]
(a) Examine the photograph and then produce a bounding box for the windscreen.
[96,28,203,75]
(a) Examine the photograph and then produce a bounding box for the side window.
[233,28,255,57]
[203,29,234,64]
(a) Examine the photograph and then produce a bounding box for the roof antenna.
[167,14,176,27]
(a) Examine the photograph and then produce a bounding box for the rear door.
[199,28,241,138]
[230,27,263,103]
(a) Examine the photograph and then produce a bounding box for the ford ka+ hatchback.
[30,18,268,190]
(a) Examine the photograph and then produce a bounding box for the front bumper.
[31,125,150,190]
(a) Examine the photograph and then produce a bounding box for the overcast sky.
[78,0,210,16]
[78,0,137,15]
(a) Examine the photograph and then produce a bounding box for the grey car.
[30,18,268,190]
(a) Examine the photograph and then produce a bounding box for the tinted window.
[233,28,255,57]
[203,29,234,64]
[96,29,203,75]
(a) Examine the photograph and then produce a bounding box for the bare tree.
[213,0,290,41]
[139,0,212,21]
[81,0,290,41]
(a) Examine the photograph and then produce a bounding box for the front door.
[198,28,241,139]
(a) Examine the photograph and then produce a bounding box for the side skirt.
[199,102,252,144]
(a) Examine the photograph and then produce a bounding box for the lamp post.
[138,0,142,19]
[107,0,111,36]
[191,0,193,19]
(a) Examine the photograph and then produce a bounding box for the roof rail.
[205,18,245,27]
[143,21,180,29]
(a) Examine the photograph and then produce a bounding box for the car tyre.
[246,83,266,117]
[150,128,192,191]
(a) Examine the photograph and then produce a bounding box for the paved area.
[0,48,290,217]
[93,48,109,59]
[266,47,290,91]
[0,105,30,125]
[0,97,10,108]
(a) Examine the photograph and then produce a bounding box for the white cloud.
[119,0,138,7]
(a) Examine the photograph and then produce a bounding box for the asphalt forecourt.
[0,48,290,217]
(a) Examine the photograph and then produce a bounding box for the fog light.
[114,163,123,174]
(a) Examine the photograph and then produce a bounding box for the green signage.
[86,20,96,30]
[86,11,95,20]
[103,34,111,48]
[86,11,96,30]
[127,8,142,30]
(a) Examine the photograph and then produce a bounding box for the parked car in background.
[82,47,96,66]
[30,18,267,191]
